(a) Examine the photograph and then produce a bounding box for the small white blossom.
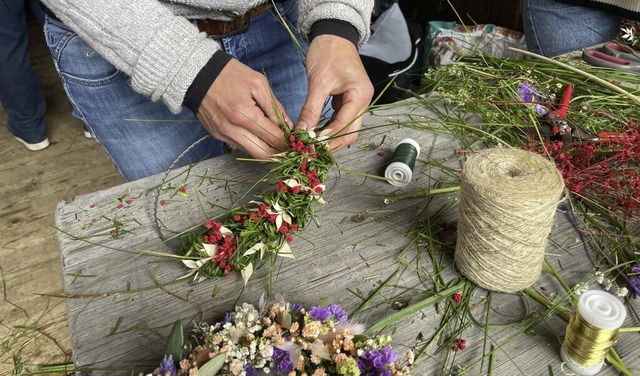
[573,282,589,296]
[308,128,331,144]
[406,349,415,365]
[617,286,629,298]
[595,270,605,284]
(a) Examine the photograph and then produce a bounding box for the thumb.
[296,86,328,131]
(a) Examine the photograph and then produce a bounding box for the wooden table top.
[55,101,640,375]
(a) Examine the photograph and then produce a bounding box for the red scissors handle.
[596,132,635,143]
[550,84,573,120]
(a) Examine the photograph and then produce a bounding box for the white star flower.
[621,27,635,42]
[243,241,266,259]
[276,241,295,259]
[267,201,292,230]
[241,262,253,286]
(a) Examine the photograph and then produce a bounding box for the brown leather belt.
[196,2,274,39]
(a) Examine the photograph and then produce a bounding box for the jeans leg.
[0,0,47,143]
[522,0,622,57]
[41,0,321,181]
[43,17,223,181]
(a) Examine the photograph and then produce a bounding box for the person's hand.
[296,34,374,151]
[196,59,291,159]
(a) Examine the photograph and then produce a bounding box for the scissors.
[530,84,633,148]
[581,43,640,72]
[601,42,640,63]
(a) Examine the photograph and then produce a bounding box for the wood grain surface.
[55,104,640,375]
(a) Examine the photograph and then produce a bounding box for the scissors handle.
[602,42,640,63]
[596,132,634,143]
[582,50,640,72]
[549,84,573,119]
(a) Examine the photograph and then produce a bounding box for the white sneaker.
[14,136,50,151]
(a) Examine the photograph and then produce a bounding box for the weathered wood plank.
[55,102,640,375]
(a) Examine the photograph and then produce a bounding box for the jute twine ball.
[454,148,565,293]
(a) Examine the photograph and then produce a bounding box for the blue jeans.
[0,0,47,143]
[521,0,622,57]
[43,0,310,181]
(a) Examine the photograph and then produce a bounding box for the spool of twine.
[454,148,565,293]
[561,290,626,375]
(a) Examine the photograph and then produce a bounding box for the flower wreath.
[178,128,335,284]
[149,296,410,376]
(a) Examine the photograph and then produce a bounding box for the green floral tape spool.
[385,138,421,187]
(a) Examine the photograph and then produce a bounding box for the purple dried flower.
[159,355,177,376]
[629,265,640,295]
[357,347,397,376]
[288,302,304,312]
[517,82,536,103]
[308,306,331,322]
[244,363,258,376]
[374,347,398,368]
[272,347,294,373]
[309,304,347,323]
[326,304,348,323]
[535,104,547,115]
[517,82,548,115]
[224,311,233,323]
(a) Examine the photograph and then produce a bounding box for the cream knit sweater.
[593,0,640,12]
[41,0,373,113]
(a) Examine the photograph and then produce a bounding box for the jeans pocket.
[44,18,124,87]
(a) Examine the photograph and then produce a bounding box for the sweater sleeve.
[298,0,374,46]
[309,19,360,46]
[554,0,640,19]
[41,0,222,114]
